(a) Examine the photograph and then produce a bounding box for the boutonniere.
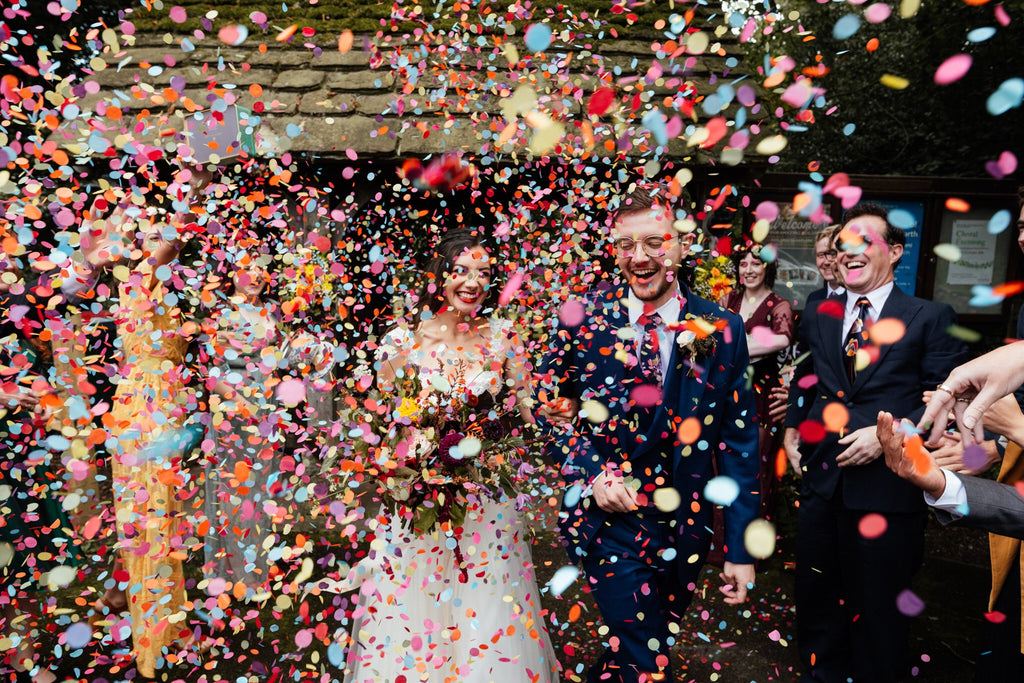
[668,314,727,374]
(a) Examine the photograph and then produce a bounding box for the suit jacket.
[538,284,761,572]
[804,286,827,308]
[785,286,968,512]
[932,473,1024,540]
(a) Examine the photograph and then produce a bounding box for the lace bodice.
[377,318,512,398]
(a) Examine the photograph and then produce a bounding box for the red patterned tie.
[843,296,872,383]
[637,312,663,387]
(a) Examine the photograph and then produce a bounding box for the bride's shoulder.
[378,323,418,360]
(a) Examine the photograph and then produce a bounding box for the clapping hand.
[835,425,883,467]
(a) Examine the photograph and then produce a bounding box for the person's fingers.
[921,393,955,447]
[961,386,1003,444]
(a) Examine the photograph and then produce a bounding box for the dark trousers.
[582,512,688,683]
[796,489,927,682]
[976,554,1024,682]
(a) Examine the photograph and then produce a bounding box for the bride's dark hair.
[413,228,500,326]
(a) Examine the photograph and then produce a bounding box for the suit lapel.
[817,291,848,390]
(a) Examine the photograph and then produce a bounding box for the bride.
[341,228,559,682]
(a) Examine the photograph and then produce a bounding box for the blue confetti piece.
[969,285,1005,307]
[328,642,345,667]
[525,23,553,53]
[704,476,740,506]
[988,209,1012,234]
[642,108,669,146]
[967,27,996,43]
[987,78,1024,116]
[887,208,916,230]
[546,565,580,597]
[843,123,856,136]
[832,14,861,40]
[563,482,582,508]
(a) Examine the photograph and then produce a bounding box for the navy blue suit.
[786,286,968,682]
[538,284,760,682]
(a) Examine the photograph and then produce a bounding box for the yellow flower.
[397,397,421,419]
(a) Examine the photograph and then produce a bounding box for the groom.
[538,184,761,682]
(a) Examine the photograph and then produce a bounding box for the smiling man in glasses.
[537,183,761,683]
[785,202,968,682]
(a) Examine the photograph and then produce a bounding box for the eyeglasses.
[613,236,672,258]
[815,250,838,260]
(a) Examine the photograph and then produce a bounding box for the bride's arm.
[502,326,535,424]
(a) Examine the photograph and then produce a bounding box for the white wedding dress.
[340,323,560,682]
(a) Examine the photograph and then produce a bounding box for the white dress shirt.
[842,280,894,340]
[627,289,683,387]
[924,469,968,518]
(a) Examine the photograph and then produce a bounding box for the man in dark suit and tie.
[804,224,845,307]
[538,184,761,683]
[784,202,968,682]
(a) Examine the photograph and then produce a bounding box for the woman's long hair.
[412,228,500,328]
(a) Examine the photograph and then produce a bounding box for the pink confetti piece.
[934,54,972,85]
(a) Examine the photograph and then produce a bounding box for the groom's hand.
[538,396,578,425]
[719,562,755,605]
[592,470,638,513]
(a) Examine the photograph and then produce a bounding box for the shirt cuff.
[923,469,966,517]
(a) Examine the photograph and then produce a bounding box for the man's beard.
[631,276,676,302]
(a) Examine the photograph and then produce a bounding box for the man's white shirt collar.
[842,280,894,337]
[627,289,683,326]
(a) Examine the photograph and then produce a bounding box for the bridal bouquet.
[691,253,735,303]
[333,364,529,575]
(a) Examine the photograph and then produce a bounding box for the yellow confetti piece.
[933,243,962,262]
[653,487,681,513]
[900,0,921,18]
[581,399,609,424]
[880,74,909,90]
[744,518,776,559]
[755,135,788,155]
[752,218,770,243]
[946,324,982,343]
[686,31,709,55]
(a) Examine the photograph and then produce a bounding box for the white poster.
[947,220,997,286]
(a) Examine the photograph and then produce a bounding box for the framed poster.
[862,199,924,296]
[932,202,1016,315]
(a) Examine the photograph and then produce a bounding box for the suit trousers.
[796,488,927,682]
[976,554,1024,682]
[582,511,687,683]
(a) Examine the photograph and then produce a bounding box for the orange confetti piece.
[234,461,251,482]
[904,433,931,475]
[677,416,701,445]
[945,197,971,212]
[277,25,298,42]
[568,604,581,622]
[822,402,849,433]
[338,30,354,53]
[868,317,906,345]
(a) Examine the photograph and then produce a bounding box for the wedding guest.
[785,202,967,682]
[79,164,216,678]
[200,250,281,600]
[721,244,794,519]
[1,258,72,683]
